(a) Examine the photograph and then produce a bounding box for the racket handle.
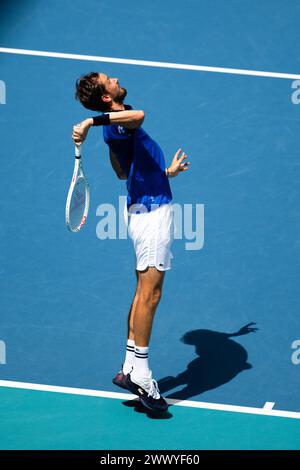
[75,145,81,159]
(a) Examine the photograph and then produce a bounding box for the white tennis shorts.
[125,203,174,272]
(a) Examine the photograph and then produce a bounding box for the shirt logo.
[117,125,126,134]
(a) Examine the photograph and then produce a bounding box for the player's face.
[99,73,127,103]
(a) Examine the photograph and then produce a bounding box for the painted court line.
[1,47,300,80]
[263,402,275,410]
[0,379,299,419]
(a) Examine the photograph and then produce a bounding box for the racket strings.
[71,185,86,212]
[69,178,88,230]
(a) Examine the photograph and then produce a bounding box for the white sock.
[132,345,150,378]
[122,339,135,374]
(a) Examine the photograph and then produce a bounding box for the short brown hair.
[75,72,109,112]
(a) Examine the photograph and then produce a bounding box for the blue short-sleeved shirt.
[102,107,172,211]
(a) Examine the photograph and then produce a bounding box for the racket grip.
[75,145,81,158]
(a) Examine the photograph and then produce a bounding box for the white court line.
[0,379,299,419]
[1,47,300,80]
[263,402,275,410]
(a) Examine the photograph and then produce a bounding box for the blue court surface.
[1,0,300,450]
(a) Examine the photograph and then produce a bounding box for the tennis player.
[72,72,189,412]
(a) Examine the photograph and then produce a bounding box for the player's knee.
[141,287,162,308]
[151,289,162,307]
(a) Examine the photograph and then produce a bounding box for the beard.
[115,86,127,104]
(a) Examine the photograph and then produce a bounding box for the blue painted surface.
[0,0,300,415]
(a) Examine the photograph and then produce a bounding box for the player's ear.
[101,94,112,104]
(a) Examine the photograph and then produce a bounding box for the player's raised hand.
[166,148,190,178]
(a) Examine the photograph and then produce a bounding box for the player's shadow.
[158,322,258,402]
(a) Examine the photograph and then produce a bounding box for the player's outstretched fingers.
[175,148,182,157]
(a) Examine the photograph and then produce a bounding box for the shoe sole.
[112,378,129,391]
[139,396,169,413]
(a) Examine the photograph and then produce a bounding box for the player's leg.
[125,204,173,411]
[126,267,169,412]
[127,270,141,341]
[112,271,141,388]
[113,266,163,390]
[122,271,142,373]
[133,267,165,347]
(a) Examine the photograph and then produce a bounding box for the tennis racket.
[65,142,90,232]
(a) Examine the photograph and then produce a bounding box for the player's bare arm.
[109,110,145,129]
[72,110,144,145]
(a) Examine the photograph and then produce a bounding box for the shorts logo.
[159,263,164,267]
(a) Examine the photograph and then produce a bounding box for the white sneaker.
[131,370,160,399]
[127,370,168,412]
